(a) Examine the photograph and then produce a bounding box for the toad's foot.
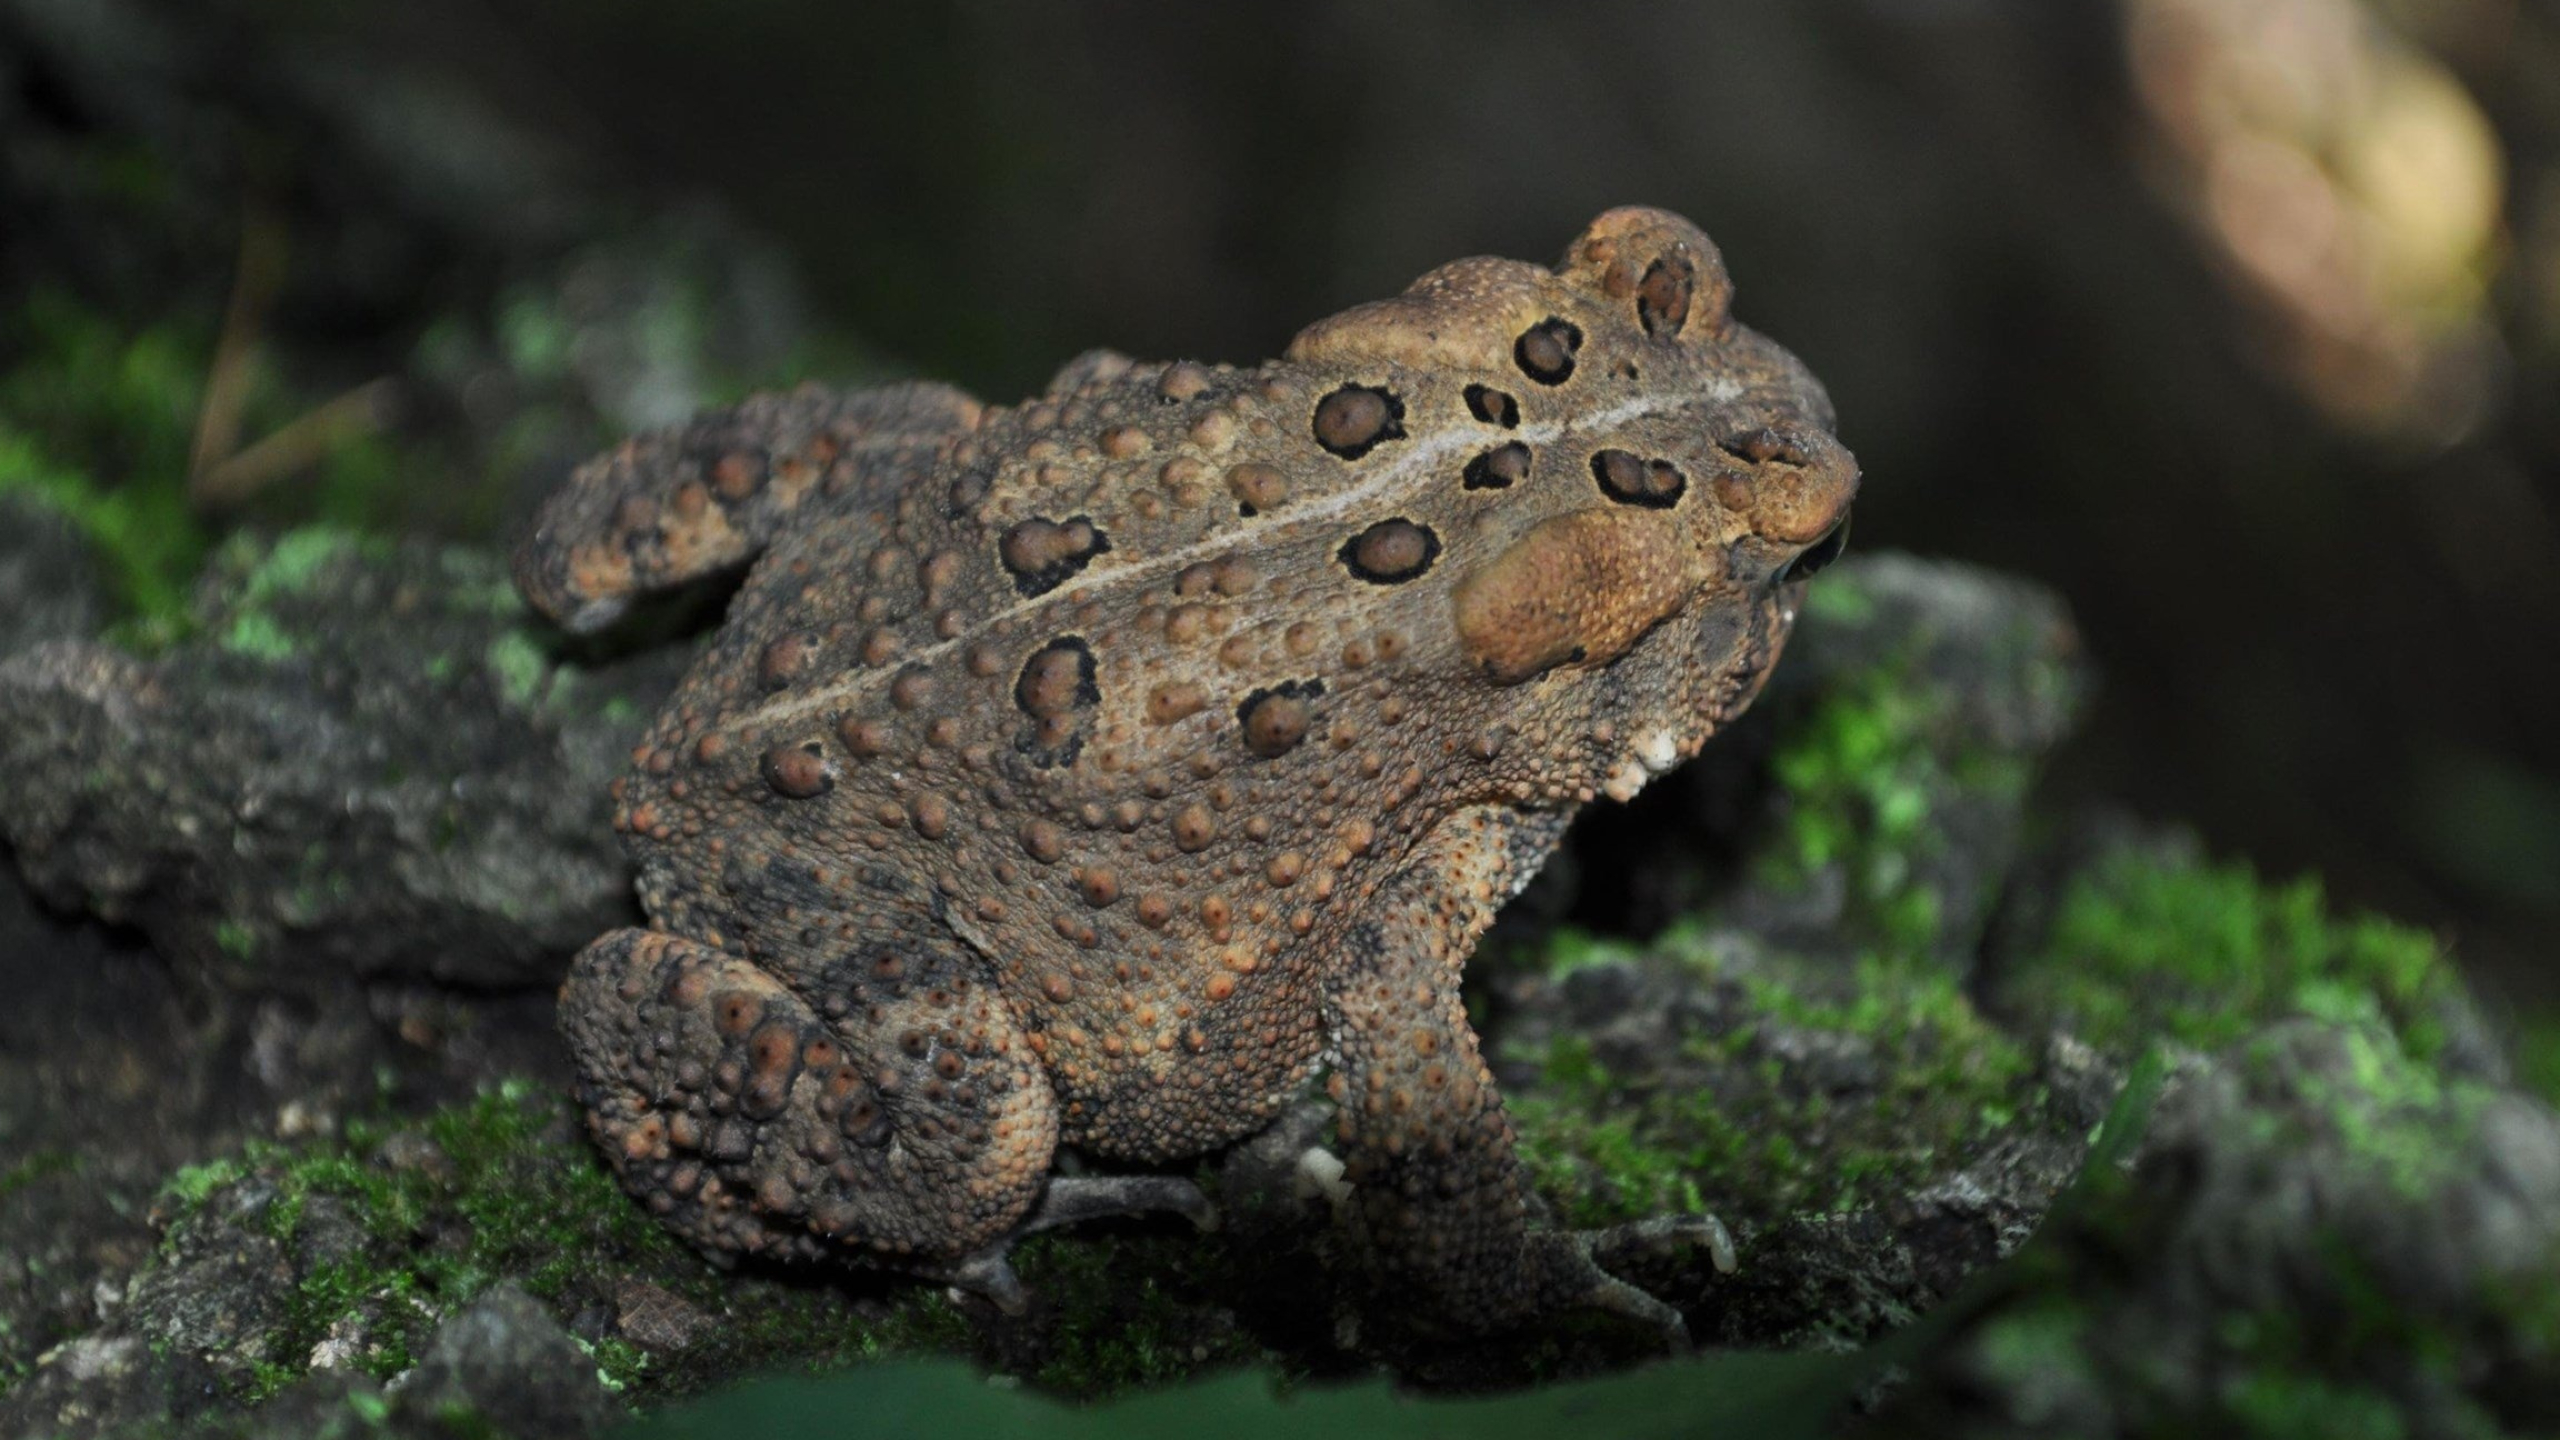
[925,1175,1218,1315]
[1554,1212,1738,1350]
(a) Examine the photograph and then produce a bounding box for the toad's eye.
[1775,512,1850,585]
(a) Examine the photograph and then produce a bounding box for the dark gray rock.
[224,1369,395,1440]
[0,497,106,657]
[0,853,579,1399]
[1900,1021,2560,1437]
[0,875,213,1393]
[1772,554,2090,753]
[2147,1022,2560,1326]
[0,528,678,992]
[387,1285,624,1440]
[0,1176,297,1439]
[0,1331,203,1440]
[1487,942,2097,1353]
[1729,554,2088,966]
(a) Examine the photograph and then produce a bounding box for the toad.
[514,207,1857,1336]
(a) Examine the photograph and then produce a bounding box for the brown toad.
[513,207,1857,1336]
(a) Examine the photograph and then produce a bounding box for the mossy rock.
[1991,832,2498,1076]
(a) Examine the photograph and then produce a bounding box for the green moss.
[0,303,415,641]
[1508,939,2035,1232]
[0,1149,76,1206]
[0,292,543,642]
[140,1082,1262,1408]
[435,548,531,620]
[1511,1059,1712,1227]
[159,1157,249,1213]
[1534,926,1649,980]
[210,526,402,623]
[2220,1372,2412,1440]
[1961,1295,2431,1440]
[2006,847,2457,1061]
[2247,1022,2488,1204]
[0,293,213,491]
[0,295,230,637]
[1009,1230,1270,1397]
[214,920,260,961]
[1756,665,2019,956]
[0,426,204,640]
[494,288,577,385]
[1799,575,1877,625]
[1949,1026,2542,1439]
[2514,1013,2560,1108]
[483,630,555,708]
[694,1274,977,1390]
[1957,1300,2099,1410]
[234,527,360,604]
[146,1083,684,1399]
[221,609,298,662]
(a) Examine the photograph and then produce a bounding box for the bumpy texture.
[516,207,1859,1330]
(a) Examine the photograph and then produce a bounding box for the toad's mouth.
[1698,584,1795,729]
[1597,587,1794,804]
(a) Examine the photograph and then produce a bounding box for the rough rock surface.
[383,1285,623,1439]
[0,527,679,991]
[1900,1022,2560,1436]
[0,497,107,656]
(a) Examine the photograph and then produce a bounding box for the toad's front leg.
[1323,805,1726,1342]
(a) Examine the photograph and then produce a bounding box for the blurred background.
[2,0,2553,1008]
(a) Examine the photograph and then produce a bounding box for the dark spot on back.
[1237,680,1324,759]
[1339,518,1442,584]
[1312,385,1405,459]
[1015,637,1099,716]
[1463,443,1532,491]
[761,742,834,799]
[1464,384,1520,428]
[1592,450,1687,508]
[1014,636,1099,768]
[1514,318,1583,385]
[999,515,1111,596]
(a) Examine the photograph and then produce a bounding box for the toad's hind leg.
[559,926,1062,1273]
[512,380,982,632]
